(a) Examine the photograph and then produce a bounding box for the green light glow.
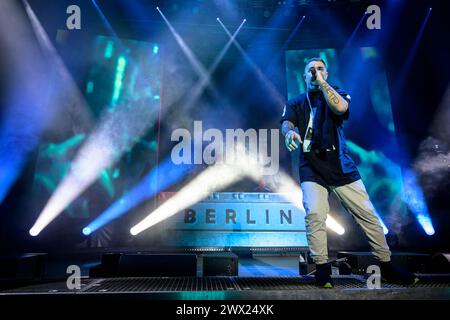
[40,134,85,158]
[179,291,226,300]
[86,81,94,94]
[34,174,56,193]
[111,55,127,106]
[100,169,115,198]
[112,168,120,179]
[361,47,378,59]
[104,41,114,59]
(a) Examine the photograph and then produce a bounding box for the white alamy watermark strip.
[170,121,280,175]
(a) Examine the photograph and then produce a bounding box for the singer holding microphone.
[280,58,418,288]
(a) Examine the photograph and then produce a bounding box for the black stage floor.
[2,274,450,300]
[1,254,450,300]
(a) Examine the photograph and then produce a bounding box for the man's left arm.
[316,74,349,115]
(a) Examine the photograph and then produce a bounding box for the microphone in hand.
[311,69,317,81]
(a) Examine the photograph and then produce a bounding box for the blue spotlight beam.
[210,19,246,78]
[402,169,435,236]
[157,7,222,102]
[83,158,194,235]
[265,15,305,74]
[0,1,53,204]
[185,19,246,109]
[390,7,433,105]
[29,92,161,236]
[0,0,92,205]
[91,0,140,71]
[274,15,306,64]
[217,19,286,107]
[342,11,368,54]
[91,0,120,42]
[281,16,305,53]
[397,8,432,91]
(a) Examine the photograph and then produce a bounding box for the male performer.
[280,58,418,287]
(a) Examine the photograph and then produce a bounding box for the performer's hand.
[285,130,302,152]
[314,69,326,85]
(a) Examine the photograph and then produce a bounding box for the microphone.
[311,69,317,81]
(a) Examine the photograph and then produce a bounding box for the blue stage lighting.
[417,214,435,236]
[402,169,435,236]
[82,159,193,235]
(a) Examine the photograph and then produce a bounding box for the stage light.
[93,0,154,85]
[402,169,435,236]
[378,216,389,235]
[261,171,346,235]
[396,7,432,93]
[157,7,221,101]
[30,96,160,236]
[82,158,193,235]
[183,18,246,111]
[130,140,347,236]
[0,0,92,205]
[342,11,369,53]
[280,15,305,52]
[130,164,248,236]
[83,12,244,235]
[92,0,122,44]
[29,0,162,235]
[82,227,91,236]
[265,15,305,75]
[130,143,266,235]
[412,87,449,236]
[326,215,345,235]
[417,214,435,236]
[217,18,286,107]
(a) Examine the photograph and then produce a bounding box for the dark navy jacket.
[280,87,360,187]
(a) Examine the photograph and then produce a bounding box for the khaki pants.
[301,179,391,264]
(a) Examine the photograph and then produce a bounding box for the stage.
[2,275,450,300]
[1,254,450,300]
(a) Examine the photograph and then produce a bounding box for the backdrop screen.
[32,34,161,233]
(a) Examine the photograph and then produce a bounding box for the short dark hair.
[304,57,327,71]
